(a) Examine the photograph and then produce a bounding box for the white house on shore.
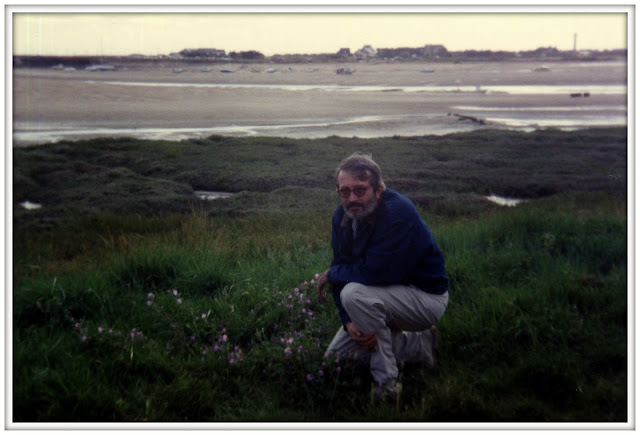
[355,45,377,60]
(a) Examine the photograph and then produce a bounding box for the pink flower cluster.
[73,319,119,343]
[273,274,347,383]
[72,273,339,378]
[170,288,182,304]
[199,327,244,365]
[275,278,317,330]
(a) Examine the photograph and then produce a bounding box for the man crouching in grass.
[316,153,449,402]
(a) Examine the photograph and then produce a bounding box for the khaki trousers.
[326,282,449,386]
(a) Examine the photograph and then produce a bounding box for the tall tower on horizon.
[574,33,577,52]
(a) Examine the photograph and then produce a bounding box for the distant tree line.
[14,56,98,68]
[229,50,265,60]
[13,44,627,68]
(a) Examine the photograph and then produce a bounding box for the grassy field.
[11,128,628,424]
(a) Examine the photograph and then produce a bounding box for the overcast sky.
[11,7,629,57]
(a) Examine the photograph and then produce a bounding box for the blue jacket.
[327,188,449,327]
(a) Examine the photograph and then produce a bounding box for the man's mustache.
[348,202,364,209]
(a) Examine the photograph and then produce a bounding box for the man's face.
[337,170,383,220]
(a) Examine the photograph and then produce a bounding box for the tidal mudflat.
[12,60,626,145]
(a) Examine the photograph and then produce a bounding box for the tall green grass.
[12,193,627,423]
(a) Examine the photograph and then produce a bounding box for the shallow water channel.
[485,194,526,207]
[194,191,235,200]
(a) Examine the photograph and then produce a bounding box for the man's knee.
[340,282,371,312]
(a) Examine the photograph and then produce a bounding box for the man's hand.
[316,270,333,303]
[346,322,378,352]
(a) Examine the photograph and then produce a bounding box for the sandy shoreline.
[12,60,627,145]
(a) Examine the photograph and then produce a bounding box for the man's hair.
[335,153,386,191]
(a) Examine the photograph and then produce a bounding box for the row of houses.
[338,44,449,60]
[165,44,449,61]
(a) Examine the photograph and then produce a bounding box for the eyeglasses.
[336,186,370,199]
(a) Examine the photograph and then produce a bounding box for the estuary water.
[12,60,628,145]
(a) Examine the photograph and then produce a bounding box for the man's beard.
[344,197,379,221]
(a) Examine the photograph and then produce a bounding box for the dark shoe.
[372,380,402,404]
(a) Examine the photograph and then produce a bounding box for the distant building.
[355,45,377,60]
[422,45,448,58]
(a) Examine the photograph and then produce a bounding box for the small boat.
[336,67,355,75]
